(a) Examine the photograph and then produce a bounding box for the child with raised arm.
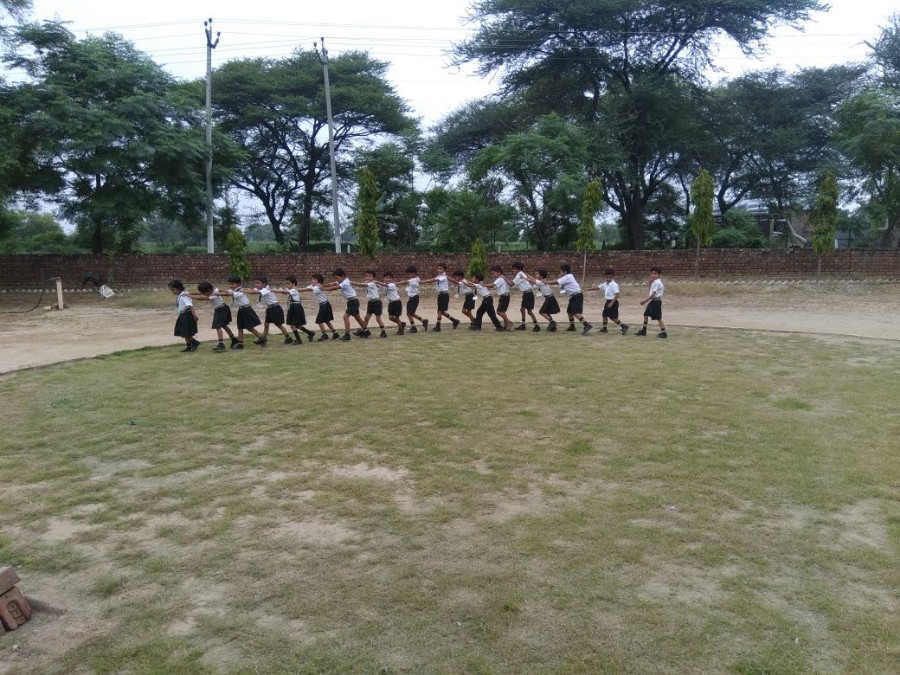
[355,269,388,339]
[193,281,238,351]
[420,263,460,332]
[299,273,339,341]
[597,267,629,335]
[555,263,592,335]
[217,274,266,349]
[464,272,504,331]
[245,275,293,346]
[273,275,317,344]
[451,269,476,326]
[381,271,406,335]
[401,265,428,333]
[511,261,539,331]
[484,265,513,330]
[168,279,200,352]
[636,265,667,338]
[322,268,367,341]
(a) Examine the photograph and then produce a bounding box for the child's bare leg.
[343,314,351,331]
[216,328,225,341]
[223,326,235,339]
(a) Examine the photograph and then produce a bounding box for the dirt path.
[1,282,897,374]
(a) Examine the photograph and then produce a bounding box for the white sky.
[23,1,900,128]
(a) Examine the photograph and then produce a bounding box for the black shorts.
[520,290,535,311]
[345,297,360,316]
[407,296,420,315]
[437,292,450,312]
[286,302,306,326]
[462,294,475,311]
[174,311,197,337]
[566,292,584,316]
[539,295,560,315]
[315,301,334,324]
[644,298,663,321]
[211,304,232,329]
[497,294,510,313]
[388,299,402,317]
[367,299,383,316]
[602,300,619,320]
[265,304,285,326]
[236,305,261,330]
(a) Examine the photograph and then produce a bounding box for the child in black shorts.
[217,274,265,349]
[380,271,406,335]
[451,269,476,326]
[598,267,629,335]
[637,266,667,338]
[168,279,200,352]
[300,273,340,341]
[193,281,238,351]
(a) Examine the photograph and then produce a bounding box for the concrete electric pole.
[204,19,220,254]
[315,38,342,253]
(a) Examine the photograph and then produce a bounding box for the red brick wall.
[0,249,898,288]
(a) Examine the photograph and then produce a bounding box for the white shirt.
[599,280,620,301]
[406,276,420,298]
[435,273,449,293]
[287,288,301,303]
[259,286,279,306]
[338,278,357,299]
[176,290,193,313]
[365,281,380,300]
[307,283,328,305]
[458,280,473,296]
[384,282,400,302]
[475,282,490,298]
[535,279,553,297]
[491,276,510,296]
[649,278,664,300]
[231,287,250,308]
[557,273,581,296]
[512,271,532,293]
[207,289,225,309]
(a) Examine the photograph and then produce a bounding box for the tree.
[577,179,601,280]
[353,141,420,248]
[421,183,517,251]
[355,166,380,259]
[454,0,826,249]
[212,51,415,249]
[226,226,251,280]
[690,170,715,279]
[835,89,900,248]
[811,174,839,279]
[5,22,213,253]
[467,238,488,278]
[868,12,900,89]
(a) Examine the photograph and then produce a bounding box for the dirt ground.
[1,281,898,374]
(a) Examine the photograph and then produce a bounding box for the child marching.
[168,279,200,352]
[637,266,667,338]
[300,273,340,341]
[193,281,238,351]
[217,275,266,349]
[511,261,539,331]
[598,268,629,335]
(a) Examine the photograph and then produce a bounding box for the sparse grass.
[0,329,898,673]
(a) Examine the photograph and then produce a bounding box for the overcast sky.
[25,1,900,128]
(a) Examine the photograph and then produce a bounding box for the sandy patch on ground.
[0,281,898,374]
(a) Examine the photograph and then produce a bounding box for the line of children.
[169,265,667,350]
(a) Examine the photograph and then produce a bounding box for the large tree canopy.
[453,0,826,248]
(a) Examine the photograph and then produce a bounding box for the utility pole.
[315,38,341,253]
[204,19,220,254]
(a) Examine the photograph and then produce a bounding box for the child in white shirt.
[597,267,629,335]
[637,266,667,338]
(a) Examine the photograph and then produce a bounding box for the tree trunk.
[582,251,587,283]
[91,220,103,255]
[300,190,314,250]
[624,203,645,250]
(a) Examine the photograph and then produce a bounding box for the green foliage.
[868,13,900,89]
[0,210,81,253]
[225,226,251,280]
[690,170,716,247]
[576,178,602,253]
[712,209,765,249]
[811,174,839,255]
[422,183,517,251]
[353,141,420,248]
[466,238,488,278]
[355,165,380,259]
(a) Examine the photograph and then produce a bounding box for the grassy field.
[0,328,898,673]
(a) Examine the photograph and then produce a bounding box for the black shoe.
[621,324,629,335]
[636,327,647,336]
[230,337,239,347]
[398,322,406,335]
[332,332,340,340]
[189,339,201,351]
[213,342,226,352]
[422,319,429,331]
[284,336,294,345]
[433,324,441,332]
[292,338,302,345]
[318,333,329,342]
[532,324,541,332]
[303,328,316,339]
[600,326,608,333]
[548,321,557,332]
[515,324,526,331]
[566,324,577,332]
[582,322,593,335]
[408,326,418,333]
[253,337,268,346]
[231,341,244,350]
[340,333,351,341]
[380,331,387,338]
[495,326,505,332]
[353,329,364,337]
[451,319,460,329]
[362,329,371,338]
[469,325,481,331]
[181,345,193,352]
[658,331,668,339]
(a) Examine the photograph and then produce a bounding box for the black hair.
[405,265,418,274]
[365,269,377,277]
[651,265,662,274]
[253,274,268,285]
[383,271,394,278]
[285,274,297,284]
[168,279,185,292]
[437,262,447,270]
[452,269,465,278]
[312,273,325,284]
[197,281,213,294]
[560,263,572,274]
[333,267,346,277]
[489,264,503,274]
[537,268,548,279]
[604,267,615,276]
[473,272,485,282]
[512,261,524,270]
[227,274,242,284]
